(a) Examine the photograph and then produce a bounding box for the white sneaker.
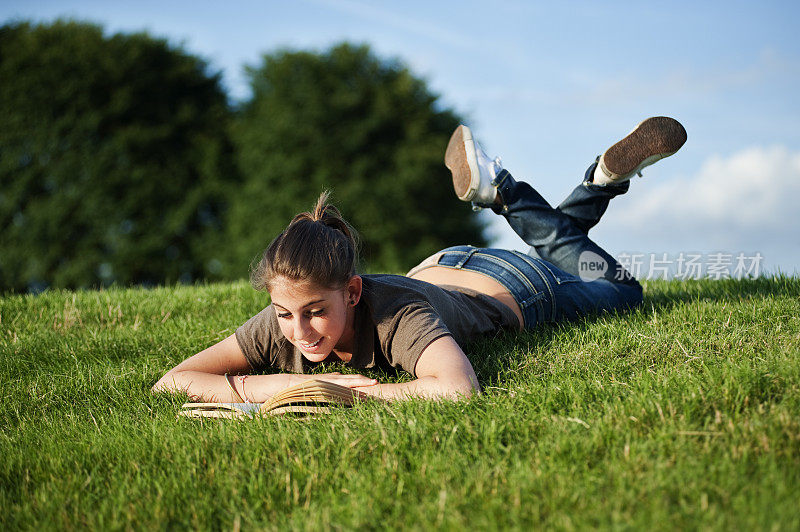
[445,125,503,204]
[593,117,687,185]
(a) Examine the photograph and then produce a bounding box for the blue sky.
[4,0,799,276]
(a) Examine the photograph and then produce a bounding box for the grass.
[1,277,799,530]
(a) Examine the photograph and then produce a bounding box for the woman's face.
[268,275,362,363]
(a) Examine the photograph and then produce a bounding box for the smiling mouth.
[299,338,323,349]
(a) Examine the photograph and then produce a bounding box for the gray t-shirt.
[235,274,519,376]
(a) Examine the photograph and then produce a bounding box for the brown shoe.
[595,117,687,185]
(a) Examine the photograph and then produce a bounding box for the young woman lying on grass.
[154,117,687,402]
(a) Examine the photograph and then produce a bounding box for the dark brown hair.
[250,191,359,291]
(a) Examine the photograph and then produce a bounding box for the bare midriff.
[408,266,524,330]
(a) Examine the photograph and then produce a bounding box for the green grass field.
[1,277,799,530]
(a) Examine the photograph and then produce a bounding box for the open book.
[179,379,379,419]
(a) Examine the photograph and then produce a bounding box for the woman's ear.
[346,275,362,306]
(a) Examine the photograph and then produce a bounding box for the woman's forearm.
[356,376,479,401]
[152,371,297,403]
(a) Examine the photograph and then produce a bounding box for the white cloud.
[594,145,800,274]
[605,145,800,235]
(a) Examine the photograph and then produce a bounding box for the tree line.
[0,20,486,293]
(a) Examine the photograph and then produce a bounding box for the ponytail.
[251,191,359,291]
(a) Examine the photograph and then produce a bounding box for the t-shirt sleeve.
[381,302,453,377]
[235,305,281,371]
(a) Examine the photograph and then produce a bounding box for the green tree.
[228,43,486,274]
[0,20,237,292]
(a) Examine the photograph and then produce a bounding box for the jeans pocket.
[515,252,582,285]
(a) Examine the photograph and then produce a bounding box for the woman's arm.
[354,336,480,401]
[152,333,377,402]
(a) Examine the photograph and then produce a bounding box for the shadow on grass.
[464,275,799,388]
[641,275,799,310]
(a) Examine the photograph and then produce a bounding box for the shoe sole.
[600,117,687,180]
[445,125,480,201]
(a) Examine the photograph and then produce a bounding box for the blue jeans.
[418,162,642,328]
